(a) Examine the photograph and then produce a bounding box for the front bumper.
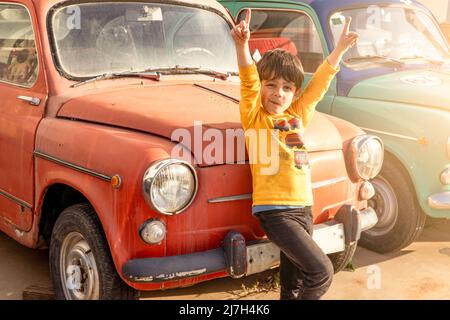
[428,191,450,209]
[123,207,378,283]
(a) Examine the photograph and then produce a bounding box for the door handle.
[17,95,40,106]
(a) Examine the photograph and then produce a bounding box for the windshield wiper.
[71,71,161,88]
[345,55,405,67]
[399,55,446,66]
[140,66,235,80]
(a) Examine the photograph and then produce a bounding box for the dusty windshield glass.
[329,6,450,68]
[51,2,237,78]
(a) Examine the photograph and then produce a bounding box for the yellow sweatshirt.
[239,59,339,207]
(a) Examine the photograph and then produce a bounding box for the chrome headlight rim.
[142,159,198,215]
[351,135,384,180]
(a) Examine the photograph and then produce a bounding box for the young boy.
[232,10,359,300]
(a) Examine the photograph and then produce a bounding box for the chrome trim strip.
[34,151,112,182]
[208,177,349,203]
[360,127,419,142]
[428,191,450,210]
[0,189,32,209]
[208,193,252,203]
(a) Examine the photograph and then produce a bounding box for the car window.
[329,6,450,68]
[51,2,237,78]
[237,9,324,73]
[0,4,38,87]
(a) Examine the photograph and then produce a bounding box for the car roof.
[284,0,429,18]
[290,0,426,11]
[32,0,232,19]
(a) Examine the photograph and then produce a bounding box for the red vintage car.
[0,0,382,299]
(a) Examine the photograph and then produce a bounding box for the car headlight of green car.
[441,167,450,186]
[143,159,198,215]
[351,135,384,180]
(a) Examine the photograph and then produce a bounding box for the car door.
[0,0,47,231]
[231,2,336,114]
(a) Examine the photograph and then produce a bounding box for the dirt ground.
[1,218,450,300]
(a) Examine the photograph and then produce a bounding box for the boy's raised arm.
[290,17,358,127]
[232,10,261,126]
[232,9,253,68]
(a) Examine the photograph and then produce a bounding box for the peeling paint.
[132,276,154,282]
[133,268,207,282]
[157,268,207,280]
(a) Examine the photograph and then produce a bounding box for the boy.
[232,10,359,300]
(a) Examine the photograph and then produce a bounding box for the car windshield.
[50,2,237,78]
[329,5,450,68]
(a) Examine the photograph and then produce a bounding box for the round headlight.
[143,159,198,215]
[351,135,384,180]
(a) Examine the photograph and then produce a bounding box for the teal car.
[221,0,450,253]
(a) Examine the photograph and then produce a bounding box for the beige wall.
[416,0,449,22]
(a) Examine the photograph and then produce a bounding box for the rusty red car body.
[0,0,382,299]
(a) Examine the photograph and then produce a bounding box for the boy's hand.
[336,17,359,53]
[232,9,253,67]
[327,16,359,68]
[231,9,251,46]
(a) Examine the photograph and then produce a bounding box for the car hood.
[58,83,342,166]
[347,68,450,111]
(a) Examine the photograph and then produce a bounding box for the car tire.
[359,155,426,253]
[49,203,139,300]
[328,242,357,273]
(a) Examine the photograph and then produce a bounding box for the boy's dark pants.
[255,207,334,300]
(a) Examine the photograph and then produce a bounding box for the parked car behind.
[0,0,381,299]
[221,0,450,253]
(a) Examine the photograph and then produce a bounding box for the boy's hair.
[256,48,304,89]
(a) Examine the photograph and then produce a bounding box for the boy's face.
[261,77,299,115]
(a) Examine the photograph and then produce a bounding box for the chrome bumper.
[246,207,378,275]
[428,191,450,209]
[123,207,378,282]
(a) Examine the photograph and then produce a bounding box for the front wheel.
[359,156,426,253]
[49,204,139,300]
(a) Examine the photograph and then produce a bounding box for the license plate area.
[245,222,345,276]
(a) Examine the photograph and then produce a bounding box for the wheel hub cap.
[60,232,100,300]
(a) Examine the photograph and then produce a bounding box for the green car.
[221,0,450,253]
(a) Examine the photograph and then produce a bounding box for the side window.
[237,9,324,73]
[0,4,38,87]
